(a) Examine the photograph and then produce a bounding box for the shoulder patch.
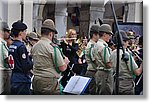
[22,53,26,59]
[9,45,17,49]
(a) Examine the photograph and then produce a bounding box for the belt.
[119,77,133,80]
[34,75,58,79]
[97,68,111,72]
[88,70,97,72]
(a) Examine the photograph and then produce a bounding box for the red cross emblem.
[8,55,14,69]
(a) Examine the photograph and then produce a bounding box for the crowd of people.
[0,18,143,95]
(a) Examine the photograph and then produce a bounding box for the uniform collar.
[98,39,108,46]
[0,37,7,44]
[0,37,3,42]
[41,37,52,43]
[89,39,96,44]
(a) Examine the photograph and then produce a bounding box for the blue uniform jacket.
[9,40,33,83]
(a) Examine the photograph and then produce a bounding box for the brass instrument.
[76,38,83,57]
[76,37,88,57]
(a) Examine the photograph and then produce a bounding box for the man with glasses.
[8,21,33,95]
[93,24,114,95]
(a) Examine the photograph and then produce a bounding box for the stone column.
[32,0,45,35]
[24,0,33,32]
[33,3,39,33]
[89,1,105,38]
[127,2,142,23]
[79,4,90,38]
[55,2,68,38]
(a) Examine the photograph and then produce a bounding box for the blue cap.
[12,21,27,31]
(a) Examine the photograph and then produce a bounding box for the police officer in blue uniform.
[9,21,33,95]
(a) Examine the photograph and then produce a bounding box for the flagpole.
[109,0,129,95]
[109,0,119,95]
[20,0,24,22]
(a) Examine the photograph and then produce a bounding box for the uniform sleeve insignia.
[22,53,26,59]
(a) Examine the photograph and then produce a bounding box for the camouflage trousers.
[32,75,60,95]
[85,70,97,95]
[95,70,113,95]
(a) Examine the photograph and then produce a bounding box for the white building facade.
[0,0,143,38]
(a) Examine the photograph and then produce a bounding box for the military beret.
[12,21,27,31]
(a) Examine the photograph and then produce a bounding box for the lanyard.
[50,43,65,95]
[104,46,111,65]
[50,43,64,74]
[88,44,94,62]
[88,44,97,69]
[54,46,60,73]
[129,54,136,79]
[1,41,8,68]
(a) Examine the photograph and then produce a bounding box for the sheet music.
[63,76,91,94]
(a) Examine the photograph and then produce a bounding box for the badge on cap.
[22,53,26,59]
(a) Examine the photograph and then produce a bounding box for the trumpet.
[57,38,77,41]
